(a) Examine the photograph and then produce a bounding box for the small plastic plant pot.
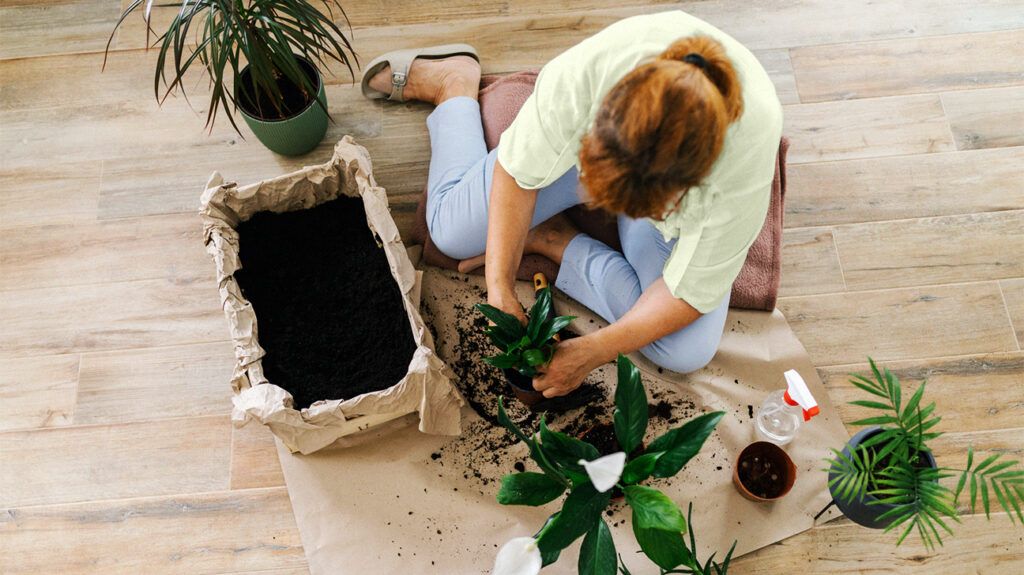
[828,426,938,529]
[503,368,545,407]
[733,441,797,502]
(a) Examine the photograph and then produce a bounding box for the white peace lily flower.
[579,451,627,493]
[492,536,542,575]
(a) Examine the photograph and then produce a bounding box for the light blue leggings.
[425,97,729,373]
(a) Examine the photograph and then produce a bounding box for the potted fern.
[491,355,736,575]
[105,0,356,156]
[476,285,575,407]
[826,358,1024,548]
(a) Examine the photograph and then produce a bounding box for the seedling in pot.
[824,357,1024,550]
[476,286,575,405]
[490,355,736,575]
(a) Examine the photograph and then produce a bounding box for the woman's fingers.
[458,253,487,273]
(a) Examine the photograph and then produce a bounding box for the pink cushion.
[410,71,787,312]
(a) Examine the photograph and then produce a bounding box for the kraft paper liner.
[200,136,463,455]
[276,269,850,573]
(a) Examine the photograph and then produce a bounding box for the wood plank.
[231,424,286,490]
[777,282,1018,366]
[0,354,78,432]
[755,48,799,105]
[0,0,119,60]
[930,427,1024,463]
[785,147,1024,227]
[779,227,846,297]
[1001,278,1024,349]
[0,161,101,230]
[833,210,1024,290]
[75,342,235,425]
[819,352,1024,434]
[0,415,231,507]
[0,487,306,575]
[0,277,226,359]
[791,29,1024,102]
[783,95,954,164]
[732,511,1024,572]
[0,213,212,291]
[943,85,1024,151]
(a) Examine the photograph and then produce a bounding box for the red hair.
[579,36,743,219]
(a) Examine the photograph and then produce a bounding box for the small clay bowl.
[733,441,796,502]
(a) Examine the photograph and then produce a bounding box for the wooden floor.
[2,1,1022,573]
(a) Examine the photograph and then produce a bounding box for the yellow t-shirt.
[497,10,783,313]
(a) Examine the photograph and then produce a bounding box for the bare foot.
[457,214,579,273]
[367,55,481,104]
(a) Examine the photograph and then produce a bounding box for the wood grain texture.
[0,415,231,507]
[728,512,1024,573]
[783,95,954,164]
[75,342,235,425]
[0,213,211,291]
[0,161,101,230]
[779,227,846,297]
[0,277,225,359]
[755,49,799,104]
[785,147,1024,227]
[0,354,78,432]
[1001,278,1024,350]
[819,352,1024,434]
[0,0,119,59]
[833,210,1024,290]
[942,85,1024,151]
[791,29,1024,102]
[0,487,306,575]
[231,424,286,490]
[778,282,1019,366]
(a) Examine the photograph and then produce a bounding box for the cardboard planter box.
[200,137,463,454]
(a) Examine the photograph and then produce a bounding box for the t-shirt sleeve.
[497,48,594,189]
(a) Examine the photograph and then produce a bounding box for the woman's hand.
[532,336,604,398]
[488,286,527,325]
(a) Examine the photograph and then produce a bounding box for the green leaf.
[527,287,553,342]
[631,510,692,570]
[540,418,599,472]
[497,397,529,444]
[476,303,525,343]
[621,452,660,485]
[484,353,520,369]
[613,355,648,455]
[647,411,725,478]
[536,482,612,555]
[523,348,547,367]
[624,485,686,532]
[578,518,617,575]
[540,315,576,343]
[496,472,566,506]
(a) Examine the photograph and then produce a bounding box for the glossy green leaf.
[647,411,725,478]
[624,485,686,532]
[613,354,648,455]
[631,510,691,570]
[496,472,566,506]
[536,482,612,555]
[523,348,547,367]
[578,518,617,575]
[621,452,660,485]
[540,418,599,472]
[527,288,553,342]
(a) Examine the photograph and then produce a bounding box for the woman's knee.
[641,335,720,374]
[428,218,486,261]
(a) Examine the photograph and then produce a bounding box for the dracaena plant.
[826,358,1024,550]
[491,355,735,575]
[476,287,575,377]
[105,0,356,132]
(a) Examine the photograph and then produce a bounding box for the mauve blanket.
[411,71,788,312]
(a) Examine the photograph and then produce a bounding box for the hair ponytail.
[659,36,743,123]
[579,35,745,219]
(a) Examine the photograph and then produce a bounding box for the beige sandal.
[360,43,479,102]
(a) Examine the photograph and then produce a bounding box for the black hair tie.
[682,53,708,70]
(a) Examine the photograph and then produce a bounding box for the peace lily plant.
[491,355,736,575]
[477,287,575,379]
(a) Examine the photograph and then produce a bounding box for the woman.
[362,11,783,399]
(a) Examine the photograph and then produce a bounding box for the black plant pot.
[503,368,545,407]
[828,426,938,529]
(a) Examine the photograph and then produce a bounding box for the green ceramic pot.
[236,55,328,156]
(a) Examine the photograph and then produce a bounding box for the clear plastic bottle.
[755,370,820,445]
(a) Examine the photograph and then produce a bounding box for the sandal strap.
[390,69,408,102]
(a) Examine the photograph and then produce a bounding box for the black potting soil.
[237,57,319,120]
[738,455,786,499]
[234,195,418,410]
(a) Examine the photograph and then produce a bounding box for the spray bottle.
[755,370,820,445]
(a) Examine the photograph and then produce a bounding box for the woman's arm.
[484,159,538,323]
[532,277,700,397]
